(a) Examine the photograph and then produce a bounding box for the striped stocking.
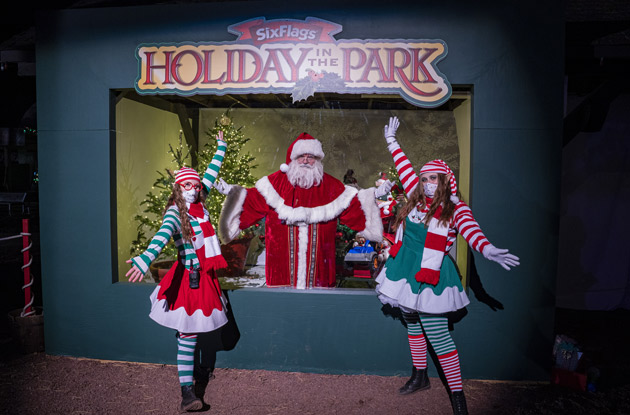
[420,315,462,392]
[437,350,462,392]
[402,312,428,369]
[177,333,198,386]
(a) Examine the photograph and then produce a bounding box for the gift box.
[552,334,582,371]
[551,367,587,391]
[555,349,581,371]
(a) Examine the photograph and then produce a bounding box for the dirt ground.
[1,338,630,415]
[0,352,627,415]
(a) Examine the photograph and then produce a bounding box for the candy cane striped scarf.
[414,204,448,285]
[188,202,227,270]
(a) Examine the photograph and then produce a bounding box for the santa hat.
[279,132,325,173]
[175,167,200,184]
[419,159,459,204]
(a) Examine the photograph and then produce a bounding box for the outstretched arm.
[453,203,520,271]
[201,131,228,193]
[126,206,180,282]
[383,116,419,197]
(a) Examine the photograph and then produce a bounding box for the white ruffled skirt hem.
[375,266,470,314]
[148,286,228,333]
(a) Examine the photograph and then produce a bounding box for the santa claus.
[215,132,392,289]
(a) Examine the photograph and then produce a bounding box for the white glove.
[483,245,520,271]
[374,180,394,199]
[216,130,227,148]
[213,178,233,195]
[383,116,400,144]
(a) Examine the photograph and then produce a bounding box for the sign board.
[135,17,451,108]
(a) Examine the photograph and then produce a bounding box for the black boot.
[195,371,214,402]
[398,367,431,395]
[180,385,202,412]
[194,379,208,401]
[450,391,468,415]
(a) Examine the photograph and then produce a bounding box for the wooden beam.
[175,103,198,168]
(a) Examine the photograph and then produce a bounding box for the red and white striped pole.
[21,219,34,316]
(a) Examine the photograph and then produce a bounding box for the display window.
[113,89,472,289]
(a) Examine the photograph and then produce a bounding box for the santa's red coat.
[219,170,383,288]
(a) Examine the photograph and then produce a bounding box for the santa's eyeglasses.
[297,154,317,161]
[179,182,201,191]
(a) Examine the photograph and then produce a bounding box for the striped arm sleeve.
[131,206,181,274]
[388,141,419,197]
[202,139,227,192]
[452,202,491,253]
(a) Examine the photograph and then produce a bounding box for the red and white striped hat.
[419,159,459,203]
[175,167,200,184]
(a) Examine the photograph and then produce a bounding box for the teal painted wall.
[36,0,563,380]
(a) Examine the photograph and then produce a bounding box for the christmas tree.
[129,111,259,261]
[197,112,258,223]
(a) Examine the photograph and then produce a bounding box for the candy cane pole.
[21,219,34,317]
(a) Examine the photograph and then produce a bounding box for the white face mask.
[182,189,199,204]
[423,182,438,197]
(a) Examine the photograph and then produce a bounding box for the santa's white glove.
[374,180,394,199]
[483,245,520,271]
[213,178,233,195]
[383,116,400,144]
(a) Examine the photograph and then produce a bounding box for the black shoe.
[193,367,215,400]
[398,367,431,395]
[194,379,208,400]
[450,390,468,415]
[180,385,202,412]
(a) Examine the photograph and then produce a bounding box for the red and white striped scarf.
[188,203,227,270]
[414,204,448,285]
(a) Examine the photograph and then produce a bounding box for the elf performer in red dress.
[375,117,520,415]
[215,132,392,289]
[126,132,229,412]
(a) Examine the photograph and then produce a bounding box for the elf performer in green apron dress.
[126,132,229,412]
[375,117,520,415]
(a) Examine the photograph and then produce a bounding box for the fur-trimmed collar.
[255,175,358,225]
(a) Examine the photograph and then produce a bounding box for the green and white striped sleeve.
[201,139,227,192]
[131,206,181,274]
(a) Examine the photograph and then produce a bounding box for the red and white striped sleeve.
[452,202,491,253]
[388,141,419,197]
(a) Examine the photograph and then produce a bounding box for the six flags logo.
[135,17,452,108]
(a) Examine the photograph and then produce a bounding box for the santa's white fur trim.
[296,224,308,289]
[280,163,289,173]
[356,187,384,242]
[218,185,247,243]
[291,139,324,160]
[254,176,358,225]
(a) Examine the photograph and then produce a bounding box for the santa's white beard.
[287,160,324,189]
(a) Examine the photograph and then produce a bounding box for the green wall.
[36,0,563,380]
[115,98,183,278]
